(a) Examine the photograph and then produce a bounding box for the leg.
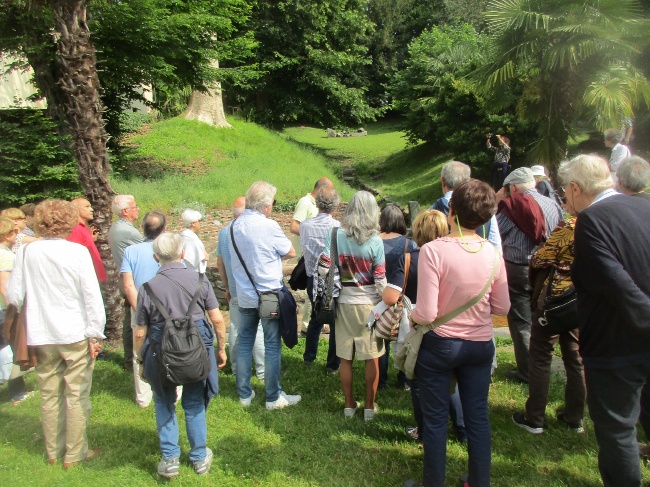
[524,320,557,425]
[123,301,134,370]
[253,321,266,381]
[411,378,423,439]
[153,385,181,460]
[131,311,153,407]
[585,364,647,487]
[340,358,355,408]
[303,276,324,364]
[7,374,28,402]
[641,382,650,441]
[558,327,585,424]
[261,317,282,402]
[378,340,390,388]
[300,291,310,334]
[505,262,532,381]
[449,385,466,442]
[35,344,67,462]
[228,297,240,377]
[235,306,258,401]
[325,319,340,371]
[181,380,208,462]
[364,357,379,409]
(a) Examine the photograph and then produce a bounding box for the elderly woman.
[408,180,510,487]
[318,191,386,421]
[0,208,40,251]
[378,204,417,390]
[135,232,226,478]
[6,200,105,469]
[180,209,208,273]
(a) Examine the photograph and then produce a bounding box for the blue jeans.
[237,307,282,402]
[417,332,494,487]
[585,361,650,487]
[303,276,340,370]
[153,380,207,462]
[229,297,265,380]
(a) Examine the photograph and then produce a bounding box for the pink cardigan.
[411,237,510,341]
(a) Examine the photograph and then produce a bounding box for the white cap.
[181,209,202,226]
[530,165,546,177]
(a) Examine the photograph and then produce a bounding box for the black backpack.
[143,274,211,386]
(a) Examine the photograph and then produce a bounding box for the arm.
[382,285,401,306]
[281,244,296,260]
[134,291,149,361]
[489,256,511,316]
[530,220,571,269]
[79,250,106,341]
[0,270,9,302]
[207,307,227,369]
[6,247,25,309]
[411,244,440,325]
[123,272,138,310]
[290,220,301,236]
[216,255,231,303]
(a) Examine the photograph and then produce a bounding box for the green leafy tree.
[482,0,650,166]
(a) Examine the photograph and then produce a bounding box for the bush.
[0,109,80,208]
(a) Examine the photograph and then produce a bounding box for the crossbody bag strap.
[400,238,411,299]
[230,220,261,298]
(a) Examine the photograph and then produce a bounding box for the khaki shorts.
[336,303,385,361]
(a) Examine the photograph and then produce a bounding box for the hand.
[88,338,102,359]
[89,225,99,242]
[496,186,508,203]
[226,289,232,303]
[216,350,227,370]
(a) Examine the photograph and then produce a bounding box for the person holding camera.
[487,134,511,190]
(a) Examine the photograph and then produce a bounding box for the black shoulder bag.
[537,267,578,335]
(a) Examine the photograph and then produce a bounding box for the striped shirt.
[300,213,340,277]
[497,189,564,264]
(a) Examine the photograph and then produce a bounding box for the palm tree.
[481,0,650,167]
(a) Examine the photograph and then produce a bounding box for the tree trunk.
[49,0,122,340]
[184,59,232,128]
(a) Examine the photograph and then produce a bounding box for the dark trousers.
[123,301,133,367]
[417,332,494,487]
[585,361,650,487]
[303,276,339,370]
[525,317,585,425]
[491,163,509,190]
[505,261,532,381]
[379,341,408,388]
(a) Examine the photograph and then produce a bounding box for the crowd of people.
[1,132,650,486]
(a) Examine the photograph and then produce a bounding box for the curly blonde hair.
[0,208,25,221]
[412,210,449,247]
[34,199,79,238]
[0,217,15,242]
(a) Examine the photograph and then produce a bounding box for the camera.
[487,133,493,138]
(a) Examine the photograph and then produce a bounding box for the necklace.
[455,215,486,254]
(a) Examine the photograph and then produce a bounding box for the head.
[245,181,277,216]
[530,165,547,182]
[34,199,79,239]
[503,167,536,194]
[379,204,407,235]
[498,135,510,147]
[0,217,18,247]
[440,161,471,192]
[142,211,166,240]
[316,186,340,214]
[19,203,36,228]
[411,210,449,247]
[153,232,184,265]
[181,209,202,231]
[449,179,497,229]
[311,177,334,196]
[232,196,246,218]
[616,156,650,195]
[111,194,139,222]
[557,154,613,213]
[343,191,379,245]
[0,208,27,231]
[604,128,624,148]
[71,198,93,224]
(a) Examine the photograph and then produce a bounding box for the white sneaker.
[364,404,378,422]
[239,390,255,407]
[266,391,301,410]
[344,402,360,418]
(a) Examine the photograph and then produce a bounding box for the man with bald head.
[67,198,107,282]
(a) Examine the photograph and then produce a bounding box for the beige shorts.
[336,303,385,361]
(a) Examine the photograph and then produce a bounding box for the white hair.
[181,209,202,227]
[512,181,536,192]
[111,194,135,216]
[558,154,613,196]
[343,191,379,245]
[153,232,184,264]
[441,161,471,190]
[245,181,276,213]
[617,156,650,193]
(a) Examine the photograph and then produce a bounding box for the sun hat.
[503,167,535,186]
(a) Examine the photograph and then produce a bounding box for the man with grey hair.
[108,194,144,370]
[121,211,167,407]
[216,197,265,382]
[604,128,631,179]
[134,232,226,478]
[301,186,341,373]
[180,209,208,273]
[496,167,563,384]
[430,160,502,250]
[562,154,650,486]
[617,156,650,200]
[229,181,300,410]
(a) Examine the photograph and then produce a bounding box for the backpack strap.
[400,238,411,299]
[230,220,261,298]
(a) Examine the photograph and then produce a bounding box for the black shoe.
[505,370,529,384]
[325,367,339,376]
[404,480,421,487]
[302,360,313,367]
[556,410,584,433]
[512,412,543,434]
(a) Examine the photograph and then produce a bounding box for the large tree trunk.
[184,59,232,128]
[49,0,122,340]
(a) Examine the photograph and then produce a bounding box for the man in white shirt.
[180,209,208,273]
[604,128,631,185]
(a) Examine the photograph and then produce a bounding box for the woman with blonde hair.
[0,208,39,252]
[318,191,386,421]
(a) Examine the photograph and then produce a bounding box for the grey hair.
[245,181,277,213]
[604,128,624,144]
[441,160,471,190]
[617,156,650,193]
[153,232,184,264]
[343,191,379,245]
[558,154,613,196]
[316,186,340,213]
[181,209,202,227]
[111,194,135,216]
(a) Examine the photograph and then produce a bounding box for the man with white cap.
[180,209,208,273]
[496,167,563,383]
[531,165,562,206]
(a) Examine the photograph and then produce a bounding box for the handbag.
[313,228,339,325]
[537,267,578,335]
[374,239,412,341]
[288,256,308,291]
[230,221,280,320]
[395,246,499,379]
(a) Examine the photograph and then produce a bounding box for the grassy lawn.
[2,338,640,486]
